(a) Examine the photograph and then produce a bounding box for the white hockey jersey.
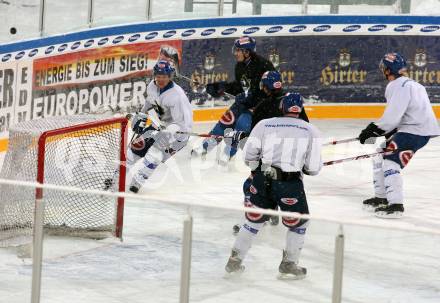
[377,76,440,137]
[244,117,323,175]
[142,80,193,133]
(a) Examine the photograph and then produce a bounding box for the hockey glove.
[223,130,248,147]
[358,122,386,144]
[232,131,248,143]
[385,128,397,140]
[131,112,148,134]
[235,92,247,104]
[235,92,256,110]
[302,167,319,176]
[149,124,181,152]
[206,81,226,98]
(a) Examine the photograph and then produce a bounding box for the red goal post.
[36,116,128,238]
[0,115,128,247]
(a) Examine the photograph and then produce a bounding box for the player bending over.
[191,36,275,162]
[127,60,193,193]
[358,52,440,218]
[225,92,322,279]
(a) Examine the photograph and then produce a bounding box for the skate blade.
[375,211,403,219]
[362,204,378,212]
[223,267,245,278]
[277,272,306,280]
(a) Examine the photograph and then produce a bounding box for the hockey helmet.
[260,70,282,91]
[153,60,175,77]
[232,36,256,54]
[280,92,303,114]
[379,52,407,76]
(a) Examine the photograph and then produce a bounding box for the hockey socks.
[232,221,264,261]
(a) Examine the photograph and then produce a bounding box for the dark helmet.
[153,60,175,77]
[232,36,257,53]
[280,92,303,115]
[259,70,282,91]
[379,52,407,76]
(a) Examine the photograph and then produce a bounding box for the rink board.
[1,15,440,150]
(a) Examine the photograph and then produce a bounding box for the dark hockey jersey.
[251,89,309,129]
[224,53,275,102]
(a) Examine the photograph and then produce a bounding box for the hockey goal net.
[0,115,128,247]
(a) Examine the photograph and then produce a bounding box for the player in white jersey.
[225,92,322,279]
[359,52,440,218]
[127,60,193,193]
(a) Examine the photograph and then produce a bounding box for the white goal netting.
[0,115,127,247]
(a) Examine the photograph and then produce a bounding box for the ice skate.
[190,145,207,160]
[129,179,142,194]
[362,197,388,212]
[375,203,404,219]
[278,250,306,280]
[216,150,231,171]
[225,249,245,274]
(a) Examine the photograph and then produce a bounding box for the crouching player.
[127,60,193,193]
[191,36,275,162]
[225,92,322,279]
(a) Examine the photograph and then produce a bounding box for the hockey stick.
[180,132,360,143]
[175,131,224,139]
[126,113,224,140]
[323,129,399,147]
[323,149,394,166]
[177,74,236,99]
[323,137,359,146]
[129,119,362,146]
[126,113,150,145]
[179,133,360,143]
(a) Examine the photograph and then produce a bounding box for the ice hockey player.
[228,70,309,231]
[191,36,275,161]
[359,52,440,218]
[226,70,310,143]
[225,92,322,279]
[127,60,193,193]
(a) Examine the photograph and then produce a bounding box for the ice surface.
[1,119,439,303]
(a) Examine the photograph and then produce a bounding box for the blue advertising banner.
[2,15,440,140]
[182,35,440,105]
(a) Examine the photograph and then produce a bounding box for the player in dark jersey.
[191,36,275,162]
